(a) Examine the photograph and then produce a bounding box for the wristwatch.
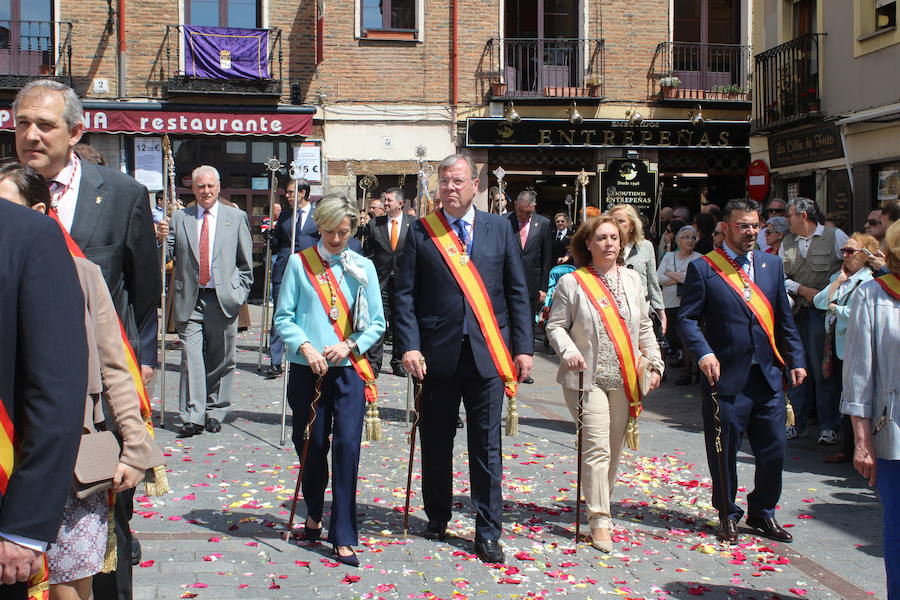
[345,338,358,354]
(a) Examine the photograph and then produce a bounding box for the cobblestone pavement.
[134,310,886,600]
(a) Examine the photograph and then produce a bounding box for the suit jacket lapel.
[213,203,231,260]
[398,214,413,249]
[185,205,200,260]
[69,161,105,245]
[471,209,488,263]
[525,215,541,250]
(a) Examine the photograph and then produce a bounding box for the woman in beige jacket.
[0,164,161,600]
[546,215,664,553]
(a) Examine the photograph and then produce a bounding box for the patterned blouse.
[592,268,633,390]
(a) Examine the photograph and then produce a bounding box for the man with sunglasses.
[780,197,849,445]
[864,208,886,242]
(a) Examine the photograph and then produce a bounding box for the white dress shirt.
[197,201,219,289]
[50,154,83,233]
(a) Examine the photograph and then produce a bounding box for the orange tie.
[390,219,399,251]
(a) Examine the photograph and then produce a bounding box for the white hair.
[192,165,220,183]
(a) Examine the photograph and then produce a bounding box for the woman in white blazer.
[546,215,664,553]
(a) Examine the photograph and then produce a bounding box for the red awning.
[0,107,312,137]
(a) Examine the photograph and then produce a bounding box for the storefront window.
[187,0,260,28]
[877,162,900,203]
[225,141,247,161]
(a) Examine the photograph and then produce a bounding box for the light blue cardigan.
[812,267,874,360]
[274,249,385,367]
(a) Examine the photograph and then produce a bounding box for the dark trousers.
[877,458,900,600]
[1,583,25,599]
[419,338,504,542]
[92,488,135,600]
[367,277,401,375]
[790,307,837,432]
[702,365,785,521]
[287,364,365,546]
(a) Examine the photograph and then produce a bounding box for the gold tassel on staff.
[783,379,795,426]
[364,401,382,441]
[625,416,640,450]
[100,491,118,573]
[505,394,519,436]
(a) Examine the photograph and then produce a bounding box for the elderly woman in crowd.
[608,204,666,334]
[656,224,702,385]
[547,215,663,553]
[841,221,900,600]
[814,233,879,457]
[763,216,790,254]
[0,163,161,600]
[275,194,385,567]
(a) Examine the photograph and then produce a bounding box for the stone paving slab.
[134,311,886,599]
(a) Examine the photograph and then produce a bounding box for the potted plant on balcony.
[490,79,508,97]
[586,75,602,97]
[659,76,681,99]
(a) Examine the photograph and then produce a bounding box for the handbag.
[637,355,657,396]
[73,431,121,500]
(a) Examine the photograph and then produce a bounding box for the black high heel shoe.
[332,544,359,567]
[304,522,322,541]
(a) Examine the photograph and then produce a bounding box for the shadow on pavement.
[663,581,805,599]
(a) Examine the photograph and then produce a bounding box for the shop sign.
[466,118,749,149]
[599,159,658,214]
[768,123,844,168]
[0,108,312,137]
[292,144,322,183]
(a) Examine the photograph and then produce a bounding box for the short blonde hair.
[608,204,645,244]
[886,221,900,275]
[313,193,359,234]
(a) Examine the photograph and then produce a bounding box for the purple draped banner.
[183,25,269,80]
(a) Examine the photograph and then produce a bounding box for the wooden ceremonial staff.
[710,383,733,539]
[402,375,424,538]
[283,376,323,539]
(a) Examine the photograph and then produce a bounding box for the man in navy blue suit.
[394,154,533,564]
[678,198,806,544]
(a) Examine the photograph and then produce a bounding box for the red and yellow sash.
[298,247,378,404]
[420,212,518,398]
[571,267,642,418]
[703,249,785,366]
[875,273,900,301]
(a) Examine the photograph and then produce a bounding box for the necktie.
[735,254,751,278]
[455,219,470,253]
[199,209,211,286]
[520,221,528,249]
[390,219,399,251]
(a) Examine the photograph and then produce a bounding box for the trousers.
[879,458,900,600]
[790,307,837,433]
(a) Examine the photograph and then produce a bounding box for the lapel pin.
[95,196,103,204]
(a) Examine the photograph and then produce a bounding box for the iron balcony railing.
[164,25,283,96]
[0,20,72,89]
[485,38,605,98]
[650,41,751,100]
[752,33,825,132]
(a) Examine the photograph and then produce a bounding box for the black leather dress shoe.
[130,538,142,566]
[264,365,282,379]
[424,521,447,540]
[474,540,505,564]
[392,366,409,378]
[522,376,534,384]
[716,517,739,543]
[746,516,793,543]
[205,417,222,433]
[177,423,203,438]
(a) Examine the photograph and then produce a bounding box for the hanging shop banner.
[599,159,658,214]
[466,118,749,149]
[0,108,312,137]
[183,25,270,80]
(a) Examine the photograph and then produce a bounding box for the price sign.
[292,145,322,183]
[134,137,163,191]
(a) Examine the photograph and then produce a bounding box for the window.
[361,0,415,34]
[876,0,897,31]
[187,0,260,28]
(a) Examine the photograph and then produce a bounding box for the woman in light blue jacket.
[841,222,900,600]
[813,233,878,455]
[275,194,385,567]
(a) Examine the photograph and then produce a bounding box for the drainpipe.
[450,0,458,106]
[117,0,127,97]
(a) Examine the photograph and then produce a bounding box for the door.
[504,0,580,94]
[0,0,52,76]
[673,0,739,90]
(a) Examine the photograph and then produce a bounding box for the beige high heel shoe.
[590,527,613,553]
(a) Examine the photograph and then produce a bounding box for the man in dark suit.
[551,212,573,264]
[13,79,159,600]
[678,198,806,544]
[363,186,415,377]
[0,201,87,599]
[395,154,533,564]
[507,190,552,374]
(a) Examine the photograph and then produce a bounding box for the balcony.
[0,20,72,91]
[163,25,283,97]
[649,41,751,102]
[752,33,824,133]
[482,38,605,99]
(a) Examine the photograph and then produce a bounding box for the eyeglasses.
[731,222,762,232]
[439,178,473,188]
[840,247,861,256]
[764,228,778,235]
[767,207,786,214]
[678,235,697,241]
[866,219,881,226]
